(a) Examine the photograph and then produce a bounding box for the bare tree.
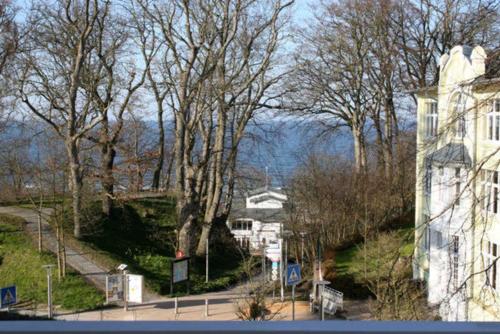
[136,0,292,256]
[0,0,17,77]
[83,1,148,216]
[292,0,373,174]
[18,0,104,238]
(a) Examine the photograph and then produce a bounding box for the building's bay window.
[425,101,438,138]
[483,240,498,290]
[487,99,500,141]
[481,170,499,215]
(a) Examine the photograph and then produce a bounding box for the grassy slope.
[331,220,415,299]
[68,197,245,296]
[0,214,104,311]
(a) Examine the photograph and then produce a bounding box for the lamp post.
[205,237,209,284]
[278,230,293,302]
[42,264,55,319]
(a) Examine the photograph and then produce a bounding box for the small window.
[455,168,461,206]
[424,165,432,196]
[481,170,499,214]
[434,230,443,248]
[483,240,498,290]
[454,94,467,138]
[487,99,500,141]
[452,235,460,254]
[425,101,438,137]
[422,218,431,252]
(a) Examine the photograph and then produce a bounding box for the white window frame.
[483,240,498,290]
[454,94,467,139]
[425,101,438,138]
[481,170,499,215]
[487,99,500,141]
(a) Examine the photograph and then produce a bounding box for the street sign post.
[286,264,301,321]
[286,264,301,286]
[0,286,16,308]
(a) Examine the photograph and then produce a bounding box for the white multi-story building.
[413,45,500,321]
[227,187,287,251]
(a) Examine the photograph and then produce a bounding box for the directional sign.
[287,264,301,286]
[0,286,16,308]
[271,261,279,281]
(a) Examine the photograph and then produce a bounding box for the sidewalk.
[55,298,316,321]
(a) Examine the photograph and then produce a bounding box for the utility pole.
[42,264,55,319]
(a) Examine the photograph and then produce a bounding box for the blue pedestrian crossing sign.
[0,286,16,308]
[286,264,301,285]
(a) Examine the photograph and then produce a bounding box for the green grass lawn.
[331,220,415,299]
[0,214,104,311]
[60,197,246,296]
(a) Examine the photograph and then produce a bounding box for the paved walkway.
[0,206,110,293]
[55,299,315,321]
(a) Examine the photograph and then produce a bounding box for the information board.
[106,275,124,303]
[172,257,190,284]
[127,274,144,304]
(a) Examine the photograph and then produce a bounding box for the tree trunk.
[152,107,165,191]
[37,208,43,253]
[101,143,116,217]
[352,123,367,174]
[196,102,226,256]
[383,95,395,179]
[67,140,83,239]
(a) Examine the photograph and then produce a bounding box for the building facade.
[227,187,287,251]
[413,45,500,321]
